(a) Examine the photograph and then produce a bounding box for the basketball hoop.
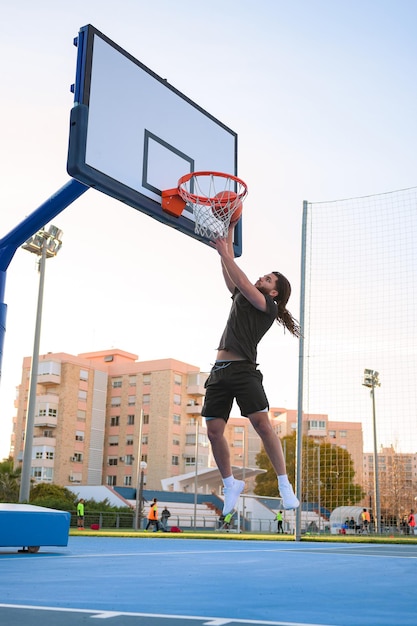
[161,171,248,239]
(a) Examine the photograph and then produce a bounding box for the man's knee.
[249,413,273,436]
[206,419,226,443]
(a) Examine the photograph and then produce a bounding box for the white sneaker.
[279,481,300,510]
[222,479,245,515]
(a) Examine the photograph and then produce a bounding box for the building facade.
[11,348,372,501]
[12,349,209,491]
[269,407,364,485]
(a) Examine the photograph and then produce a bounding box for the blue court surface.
[1,537,416,626]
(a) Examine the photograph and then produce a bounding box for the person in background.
[146,498,160,531]
[160,506,171,532]
[276,510,284,534]
[361,508,370,533]
[77,499,85,530]
[407,509,416,535]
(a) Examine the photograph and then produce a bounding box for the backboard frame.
[67,24,242,255]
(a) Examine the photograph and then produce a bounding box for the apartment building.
[12,349,209,490]
[269,407,364,484]
[12,347,368,497]
[363,446,417,508]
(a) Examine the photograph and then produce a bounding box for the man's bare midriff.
[216,349,246,361]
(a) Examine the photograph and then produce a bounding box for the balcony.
[34,414,57,428]
[186,402,202,415]
[33,436,56,447]
[186,373,208,396]
[37,372,61,385]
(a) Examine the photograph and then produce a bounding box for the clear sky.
[1,0,417,460]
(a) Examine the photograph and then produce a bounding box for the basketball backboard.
[67,25,242,255]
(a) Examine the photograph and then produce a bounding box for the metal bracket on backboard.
[161,189,187,217]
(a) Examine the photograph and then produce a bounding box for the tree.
[0,457,21,502]
[254,434,365,510]
[29,483,77,510]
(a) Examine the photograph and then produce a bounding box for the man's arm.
[215,236,268,311]
[220,226,237,294]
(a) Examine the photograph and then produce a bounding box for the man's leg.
[206,418,232,477]
[248,411,299,509]
[206,418,244,515]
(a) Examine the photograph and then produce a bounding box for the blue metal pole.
[0,179,88,384]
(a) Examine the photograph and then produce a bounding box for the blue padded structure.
[0,503,70,551]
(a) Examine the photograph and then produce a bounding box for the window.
[104,355,114,362]
[128,396,136,406]
[127,414,135,425]
[75,430,84,442]
[143,374,151,385]
[142,394,150,404]
[43,429,53,438]
[112,378,122,388]
[339,430,347,437]
[185,456,196,466]
[124,476,132,486]
[107,475,117,486]
[174,374,182,385]
[73,453,83,462]
[109,436,119,446]
[110,416,120,427]
[126,436,134,446]
[34,446,55,460]
[125,454,134,465]
[108,457,118,466]
[111,397,121,407]
[78,390,87,401]
[172,455,179,466]
[173,414,181,424]
[186,434,196,446]
[129,376,137,387]
[143,414,149,424]
[38,407,57,418]
[80,369,89,381]
[38,361,61,376]
[32,466,53,481]
[329,430,336,438]
[234,426,244,433]
[141,435,148,445]
[77,410,86,421]
[173,394,181,406]
[173,438,180,446]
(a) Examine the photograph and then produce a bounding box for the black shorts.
[201,360,269,420]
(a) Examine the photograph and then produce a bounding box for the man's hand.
[214,236,233,258]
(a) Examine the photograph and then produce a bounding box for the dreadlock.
[272,271,301,338]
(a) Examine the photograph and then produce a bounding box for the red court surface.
[1,537,416,625]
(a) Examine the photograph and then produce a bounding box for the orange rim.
[178,171,248,206]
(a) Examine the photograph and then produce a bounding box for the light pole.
[19,225,63,503]
[317,446,321,533]
[362,369,381,533]
[193,418,200,530]
[135,461,147,530]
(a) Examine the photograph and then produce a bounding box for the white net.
[178,173,247,239]
[301,187,417,532]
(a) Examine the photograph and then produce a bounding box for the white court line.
[2,543,417,560]
[0,603,336,626]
